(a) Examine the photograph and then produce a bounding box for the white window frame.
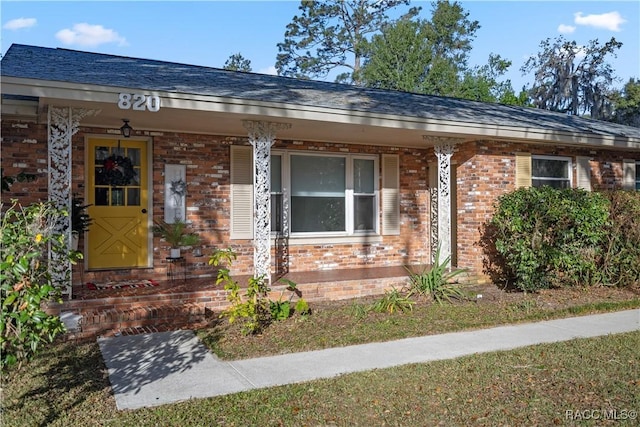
[271,150,379,238]
[531,155,573,188]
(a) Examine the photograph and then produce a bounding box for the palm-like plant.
[153,220,199,248]
[406,246,468,305]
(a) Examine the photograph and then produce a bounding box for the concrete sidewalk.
[98,309,640,410]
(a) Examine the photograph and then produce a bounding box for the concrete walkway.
[98,309,640,410]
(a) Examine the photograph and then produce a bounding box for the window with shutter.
[531,155,572,188]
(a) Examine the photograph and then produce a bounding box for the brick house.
[2,44,640,301]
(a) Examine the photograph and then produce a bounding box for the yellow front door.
[87,138,149,269]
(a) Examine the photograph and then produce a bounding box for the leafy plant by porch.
[152,220,200,248]
[209,248,309,335]
[0,201,82,371]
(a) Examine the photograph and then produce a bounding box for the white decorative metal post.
[242,120,291,281]
[48,106,98,298]
[434,138,456,268]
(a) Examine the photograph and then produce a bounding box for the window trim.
[531,155,573,188]
[271,150,379,238]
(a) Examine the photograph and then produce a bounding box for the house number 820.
[117,93,161,112]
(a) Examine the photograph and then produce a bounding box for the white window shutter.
[576,156,592,191]
[515,152,532,188]
[382,154,400,235]
[622,159,636,190]
[230,146,253,239]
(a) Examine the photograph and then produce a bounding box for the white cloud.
[258,65,278,75]
[55,23,127,47]
[3,17,37,30]
[558,24,576,34]
[574,11,626,32]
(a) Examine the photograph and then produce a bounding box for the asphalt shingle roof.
[2,44,639,140]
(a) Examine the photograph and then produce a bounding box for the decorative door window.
[94,145,141,206]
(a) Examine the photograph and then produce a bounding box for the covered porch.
[49,265,418,340]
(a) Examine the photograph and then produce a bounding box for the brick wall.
[2,119,432,284]
[222,140,432,276]
[1,120,49,204]
[4,117,636,285]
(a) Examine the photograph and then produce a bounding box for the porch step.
[57,301,217,341]
[49,267,415,340]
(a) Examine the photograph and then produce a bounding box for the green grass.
[198,295,640,360]
[3,288,639,426]
[3,331,638,426]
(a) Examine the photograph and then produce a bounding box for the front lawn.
[2,284,639,426]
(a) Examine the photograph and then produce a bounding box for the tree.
[223,53,252,72]
[359,17,431,92]
[420,0,480,96]
[360,1,519,103]
[360,1,481,94]
[521,36,622,118]
[458,54,514,103]
[610,78,640,127]
[276,0,418,84]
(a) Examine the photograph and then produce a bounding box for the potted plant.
[71,196,93,250]
[153,220,200,258]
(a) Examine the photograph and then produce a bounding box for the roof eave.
[2,76,639,150]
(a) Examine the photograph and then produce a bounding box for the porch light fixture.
[120,119,133,138]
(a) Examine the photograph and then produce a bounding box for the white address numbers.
[117,93,161,112]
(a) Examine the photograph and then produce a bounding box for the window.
[353,158,376,231]
[271,152,378,235]
[636,161,640,191]
[532,156,572,189]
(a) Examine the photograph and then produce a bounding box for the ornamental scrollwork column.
[433,137,458,268]
[242,120,291,282]
[428,163,439,264]
[48,106,99,298]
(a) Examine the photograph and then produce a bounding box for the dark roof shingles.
[2,44,639,140]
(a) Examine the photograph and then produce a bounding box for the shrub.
[598,191,640,286]
[1,201,81,371]
[489,187,610,291]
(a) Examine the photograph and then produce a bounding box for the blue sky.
[2,1,638,92]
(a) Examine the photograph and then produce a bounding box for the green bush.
[489,187,610,291]
[599,191,640,286]
[1,201,81,371]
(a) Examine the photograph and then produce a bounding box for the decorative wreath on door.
[101,155,137,186]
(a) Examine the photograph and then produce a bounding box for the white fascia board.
[3,76,639,149]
